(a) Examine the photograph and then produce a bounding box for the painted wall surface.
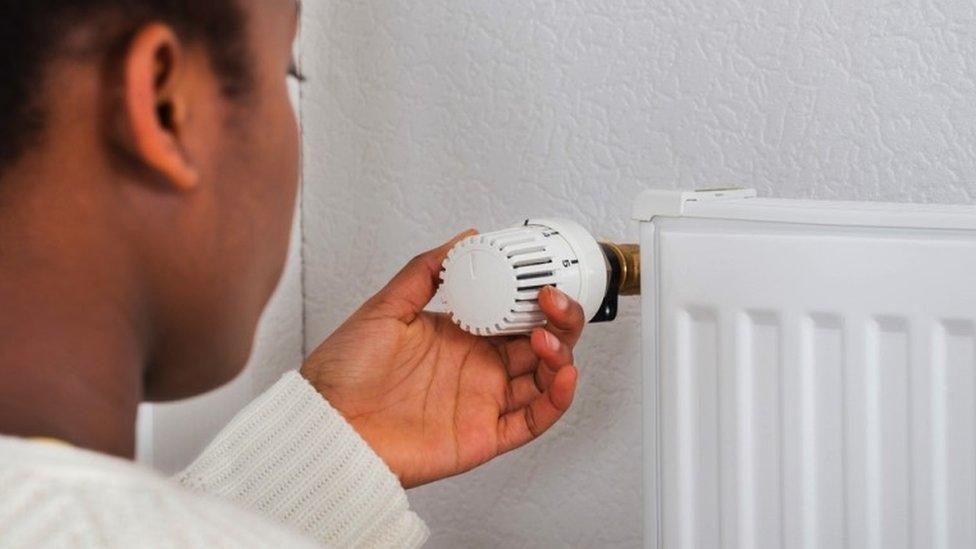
[300,1,976,547]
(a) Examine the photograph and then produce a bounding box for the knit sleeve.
[174,371,429,548]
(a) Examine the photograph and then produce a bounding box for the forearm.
[174,371,428,548]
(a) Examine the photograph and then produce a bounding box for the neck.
[0,168,147,458]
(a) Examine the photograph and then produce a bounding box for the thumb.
[366,229,478,324]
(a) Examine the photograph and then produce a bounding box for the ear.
[119,24,199,190]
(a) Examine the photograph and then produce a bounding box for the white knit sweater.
[0,372,429,548]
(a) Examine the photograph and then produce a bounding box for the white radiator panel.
[641,200,976,549]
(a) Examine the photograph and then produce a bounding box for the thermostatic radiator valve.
[440,218,640,336]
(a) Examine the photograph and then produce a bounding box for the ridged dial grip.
[440,219,608,336]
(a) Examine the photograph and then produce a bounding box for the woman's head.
[0,0,302,400]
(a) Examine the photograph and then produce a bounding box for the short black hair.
[0,1,250,174]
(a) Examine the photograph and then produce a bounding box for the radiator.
[636,189,976,549]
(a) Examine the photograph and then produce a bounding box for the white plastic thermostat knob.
[440,218,609,336]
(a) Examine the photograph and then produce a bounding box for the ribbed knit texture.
[0,372,429,548]
[177,372,428,547]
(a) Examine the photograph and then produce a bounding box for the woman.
[0,1,582,546]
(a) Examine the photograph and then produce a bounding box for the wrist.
[296,365,406,483]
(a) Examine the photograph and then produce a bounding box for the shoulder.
[0,436,318,548]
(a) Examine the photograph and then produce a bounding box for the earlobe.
[120,24,199,190]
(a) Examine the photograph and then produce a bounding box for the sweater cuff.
[176,371,429,548]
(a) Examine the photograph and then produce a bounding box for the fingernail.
[550,286,569,311]
[544,330,561,352]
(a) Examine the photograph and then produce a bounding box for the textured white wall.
[299,1,976,547]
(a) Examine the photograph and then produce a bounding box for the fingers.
[538,286,586,347]
[497,285,583,377]
[530,327,573,391]
[495,337,538,378]
[367,229,478,323]
[497,328,573,387]
[497,365,578,454]
[505,373,541,412]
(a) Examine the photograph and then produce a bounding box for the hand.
[301,231,584,488]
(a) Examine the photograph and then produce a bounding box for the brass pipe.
[600,242,641,296]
